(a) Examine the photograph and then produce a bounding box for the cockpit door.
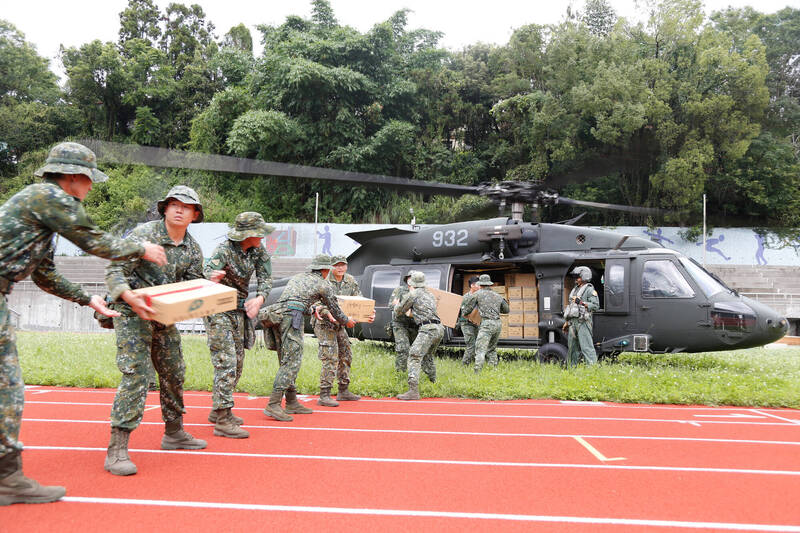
[604,258,629,314]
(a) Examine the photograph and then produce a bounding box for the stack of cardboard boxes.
[460,272,539,340]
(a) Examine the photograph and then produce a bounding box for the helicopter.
[84,140,790,362]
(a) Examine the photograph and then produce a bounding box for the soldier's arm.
[255,249,273,300]
[318,285,350,325]
[105,257,138,302]
[585,286,600,312]
[461,293,477,316]
[395,292,414,319]
[31,249,92,305]
[203,246,227,279]
[183,242,205,281]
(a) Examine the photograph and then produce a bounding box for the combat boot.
[104,428,137,476]
[208,409,243,425]
[161,418,208,450]
[317,387,339,407]
[336,384,361,401]
[263,389,293,421]
[397,382,420,401]
[213,408,249,439]
[0,451,65,505]
[284,388,313,414]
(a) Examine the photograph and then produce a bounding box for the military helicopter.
[85,140,790,362]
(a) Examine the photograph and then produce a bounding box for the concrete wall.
[6,281,109,333]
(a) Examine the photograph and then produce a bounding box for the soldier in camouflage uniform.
[458,276,480,365]
[394,271,444,400]
[388,273,417,373]
[461,274,509,372]
[203,212,273,438]
[0,142,167,504]
[257,254,355,421]
[312,255,374,407]
[104,186,210,476]
[562,266,600,366]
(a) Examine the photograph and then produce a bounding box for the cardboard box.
[500,314,509,327]
[509,299,524,312]
[508,311,524,326]
[336,295,375,322]
[507,286,522,299]
[512,273,537,287]
[133,279,237,325]
[428,287,463,328]
[523,325,539,338]
[522,287,538,299]
[523,311,539,324]
[523,299,537,311]
[490,286,507,297]
[466,308,481,326]
[507,326,524,338]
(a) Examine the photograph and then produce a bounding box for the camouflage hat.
[331,255,348,265]
[408,270,427,288]
[308,254,332,270]
[477,274,494,286]
[227,212,274,241]
[157,185,204,223]
[34,142,109,183]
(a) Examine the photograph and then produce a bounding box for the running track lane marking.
[24,446,800,476]
[751,409,800,425]
[59,496,800,531]
[573,436,626,462]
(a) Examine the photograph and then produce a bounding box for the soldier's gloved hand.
[88,294,120,318]
[366,311,376,324]
[121,290,156,321]
[209,270,226,283]
[142,242,167,266]
[245,295,264,319]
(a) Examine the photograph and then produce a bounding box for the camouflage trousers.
[0,295,23,458]
[474,319,502,370]
[313,322,352,389]
[272,312,305,391]
[459,320,478,364]
[567,319,597,366]
[110,315,186,431]
[407,323,443,385]
[205,310,245,410]
[391,320,417,372]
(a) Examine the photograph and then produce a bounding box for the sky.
[4,0,799,77]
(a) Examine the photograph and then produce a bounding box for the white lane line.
[750,409,800,425]
[573,437,626,462]
[60,496,800,530]
[24,446,800,476]
[694,414,765,419]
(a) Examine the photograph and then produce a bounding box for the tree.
[118,0,161,46]
[0,20,59,105]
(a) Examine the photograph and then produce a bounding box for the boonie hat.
[228,212,274,241]
[477,274,493,286]
[157,185,204,223]
[308,254,333,270]
[34,142,109,183]
[408,271,427,288]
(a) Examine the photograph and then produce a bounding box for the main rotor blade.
[80,140,479,197]
[556,196,669,215]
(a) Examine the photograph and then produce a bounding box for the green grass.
[15,331,800,408]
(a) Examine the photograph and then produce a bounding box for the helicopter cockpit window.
[371,269,402,305]
[606,264,625,308]
[679,257,729,298]
[642,260,695,299]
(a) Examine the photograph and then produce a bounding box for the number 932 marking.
[432,229,468,247]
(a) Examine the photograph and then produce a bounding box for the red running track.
[3,386,800,532]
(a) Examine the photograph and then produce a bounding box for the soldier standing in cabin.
[562,266,600,365]
[258,254,355,421]
[388,273,417,373]
[203,212,274,438]
[104,185,212,476]
[457,276,481,366]
[0,141,167,503]
[312,255,374,407]
[394,271,444,400]
[460,274,509,372]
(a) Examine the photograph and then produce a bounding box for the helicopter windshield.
[679,257,731,298]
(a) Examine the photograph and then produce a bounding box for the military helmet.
[308,254,332,270]
[331,255,348,265]
[408,271,427,288]
[227,212,273,242]
[570,266,592,282]
[34,142,109,183]
[477,274,494,286]
[157,185,204,223]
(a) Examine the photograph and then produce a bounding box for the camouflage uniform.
[394,279,443,387]
[106,217,204,431]
[204,213,272,411]
[458,291,479,365]
[564,280,600,365]
[388,283,418,372]
[461,276,509,371]
[312,269,360,391]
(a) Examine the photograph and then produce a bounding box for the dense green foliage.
[1,0,799,229]
[16,331,800,407]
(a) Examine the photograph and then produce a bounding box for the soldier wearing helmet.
[257,254,356,422]
[394,271,444,400]
[562,266,600,365]
[203,212,275,438]
[0,141,167,504]
[388,272,419,373]
[103,184,209,477]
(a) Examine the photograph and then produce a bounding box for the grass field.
[16,331,800,408]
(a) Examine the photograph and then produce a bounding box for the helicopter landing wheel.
[536,342,567,365]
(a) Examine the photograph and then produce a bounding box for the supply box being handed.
[336,295,376,322]
[132,279,237,325]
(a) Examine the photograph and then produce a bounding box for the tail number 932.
[432,229,469,247]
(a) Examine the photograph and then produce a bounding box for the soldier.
[312,255,374,407]
[257,254,356,422]
[203,212,274,438]
[457,276,480,365]
[104,185,210,476]
[388,273,417,373]
[394,271,444,400]
[460,274,509,372]
[0,141,167,504]
[562,266,600,365]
